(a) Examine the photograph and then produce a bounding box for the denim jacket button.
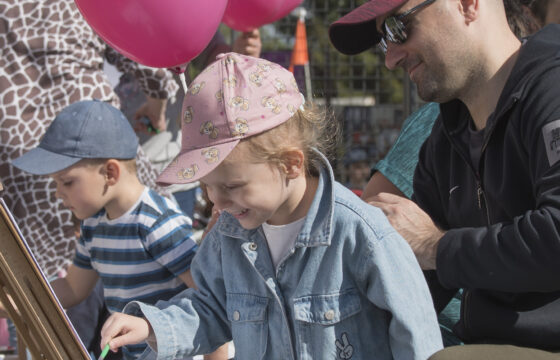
[233,310,240,321]
[324,309,335,321]
[249,242,257,251]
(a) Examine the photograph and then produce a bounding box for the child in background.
[343,147,372,197]
[99,53,443,359]
[10,100,227,360]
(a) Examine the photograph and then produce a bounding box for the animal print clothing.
[0,0,178,278]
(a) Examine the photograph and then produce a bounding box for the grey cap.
[11,100,138,175]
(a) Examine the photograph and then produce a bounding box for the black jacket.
[413,24,560,350]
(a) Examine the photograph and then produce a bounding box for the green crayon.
[98,343,110,360]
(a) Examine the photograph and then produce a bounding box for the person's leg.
[430,344,560,360]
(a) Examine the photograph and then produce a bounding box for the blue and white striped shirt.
[75,187,197,312]
[74,188,198,358]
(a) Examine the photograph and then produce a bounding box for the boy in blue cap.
[11,100,226,360]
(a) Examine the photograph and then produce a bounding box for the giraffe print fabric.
[0,0,178,278]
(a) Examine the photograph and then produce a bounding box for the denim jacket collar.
[215,149,335,248]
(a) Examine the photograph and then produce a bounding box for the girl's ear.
[103,159,121,186]
[281,149,305,179]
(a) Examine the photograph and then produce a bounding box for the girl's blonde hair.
[238,103,340,177]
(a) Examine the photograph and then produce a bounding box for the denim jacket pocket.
[293,289,362,358]
[293,289,362,325]
[226,293,269,359]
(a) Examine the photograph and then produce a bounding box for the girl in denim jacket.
[100,53,443,360]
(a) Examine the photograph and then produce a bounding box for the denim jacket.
[126,153,443,359]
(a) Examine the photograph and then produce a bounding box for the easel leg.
[16,332,25,360]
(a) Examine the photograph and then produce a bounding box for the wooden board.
[0,192,90,360]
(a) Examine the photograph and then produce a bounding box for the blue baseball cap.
[11,100,138,175]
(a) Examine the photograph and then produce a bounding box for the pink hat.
[157,53,304,186]
[329,0,407,55]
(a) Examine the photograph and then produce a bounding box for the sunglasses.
[378,0,436,54]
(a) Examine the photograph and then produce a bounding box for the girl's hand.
[100,312,153,353]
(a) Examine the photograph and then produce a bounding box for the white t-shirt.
[262,217,306,269]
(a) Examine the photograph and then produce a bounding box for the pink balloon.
[223,0,302,32]
[222,0,281,32]
[74,0,228,68]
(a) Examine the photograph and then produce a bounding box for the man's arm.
[50,265,99,308]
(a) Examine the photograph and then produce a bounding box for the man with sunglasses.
[330,0,560,359]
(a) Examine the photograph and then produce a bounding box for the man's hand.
[367,192,444,270]
[133,97,167,134]
[232,29,262,58]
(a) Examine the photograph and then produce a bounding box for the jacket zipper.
[475,180,491,226]
[442,126,493,226]
[476,182,483,209]
[474,97,520,225]
[443,97,520,228]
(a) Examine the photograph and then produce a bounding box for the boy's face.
[51,161,108,220]
[201,148,296,230]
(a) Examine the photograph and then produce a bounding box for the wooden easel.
[0,183,90,360]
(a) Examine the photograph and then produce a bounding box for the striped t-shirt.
[74,187,197,358]
[75,187,197,310]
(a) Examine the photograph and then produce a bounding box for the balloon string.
[179,73,188,95]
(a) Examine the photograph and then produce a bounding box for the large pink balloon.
[223,0,302,32]
[74,0,227,68]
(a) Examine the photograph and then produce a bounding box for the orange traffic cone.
[289,9,312,100]
[289,17,309,73]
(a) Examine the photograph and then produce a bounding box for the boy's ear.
[103,159,121,185]
[281,149,305,179]
[459,0,479,23]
